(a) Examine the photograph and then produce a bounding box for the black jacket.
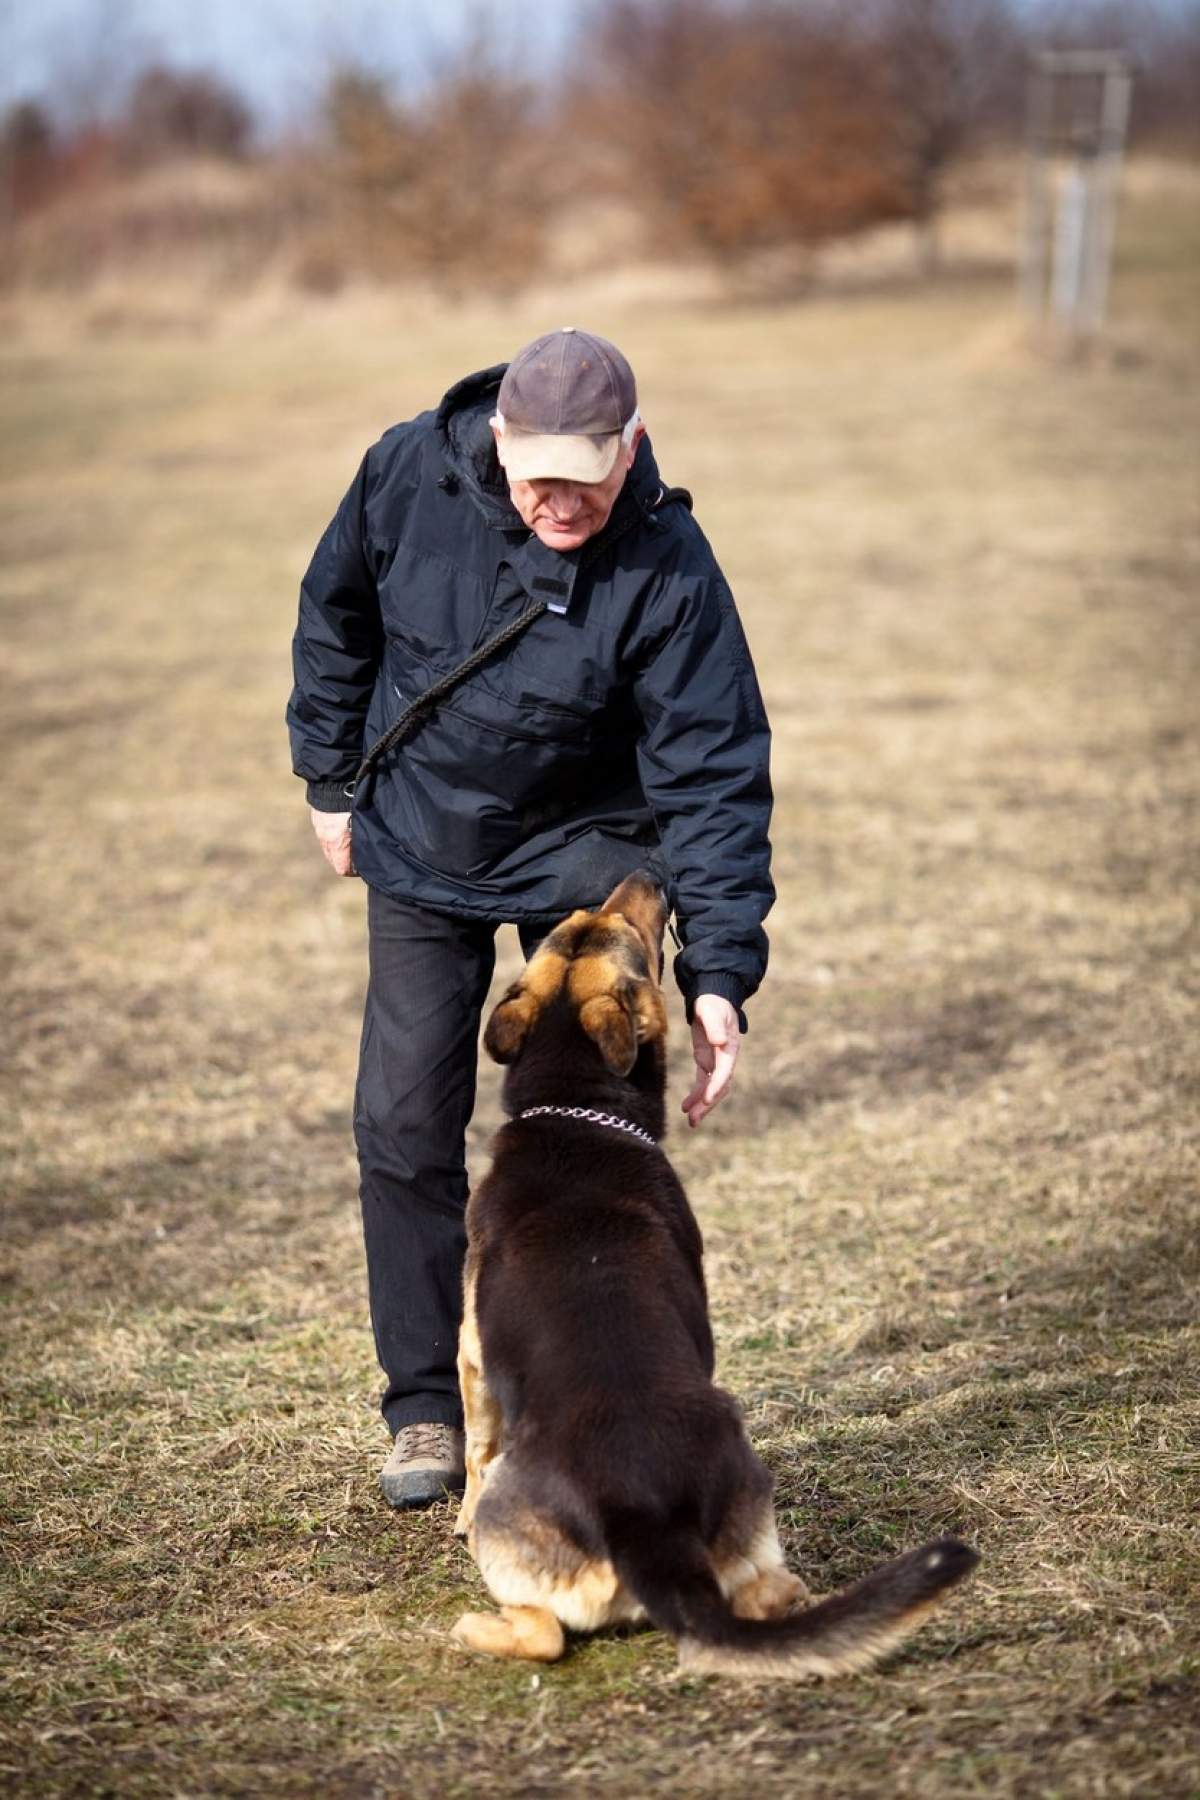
[287,365,773,1018]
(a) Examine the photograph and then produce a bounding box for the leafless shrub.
[123,66,255,164]
[864,0,1026,270]
[576,0,916,268]
[316,60,551,293]
[1,0,1195,299]
[0,101,60,221]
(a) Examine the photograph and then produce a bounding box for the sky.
[1,0,585,133]
[3,0,1192,135]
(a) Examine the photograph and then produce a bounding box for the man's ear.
[483,983,538,1064]
[579,991,638,1076]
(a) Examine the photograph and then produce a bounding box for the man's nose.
[546,483,583,518]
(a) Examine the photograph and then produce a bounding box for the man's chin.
[532,523,591,551]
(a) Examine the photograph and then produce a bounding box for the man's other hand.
[310,807,355,877]
[682,994,740,1128]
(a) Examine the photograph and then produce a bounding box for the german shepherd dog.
[452,872,976,1675]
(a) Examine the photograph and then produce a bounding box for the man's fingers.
[682,996,742,1126]
[310,807,355,876]
[687,1063,734,1126]
[320,835,350,874]
[704,1044,737,1107]
[681,1074,707,1115]
[682,1062,734,1127]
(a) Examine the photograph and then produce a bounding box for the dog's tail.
[607,1515,977,1681]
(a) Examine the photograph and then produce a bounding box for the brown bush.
[4,0,1194,300]
[1,102,60,220]
[574,0,917,264]
[318,62,551,294]
[123,66,254,164]
[865,0,1026,269]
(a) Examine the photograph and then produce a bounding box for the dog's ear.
[484,984,539,1064]
[579,991,638,1076]
[633,982,668,1047]
[487,946,569,1062]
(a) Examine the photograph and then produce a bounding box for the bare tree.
[317,49,552,293]
[864,0,1025,272]
[124,67,255,164]
[577,0,915,274]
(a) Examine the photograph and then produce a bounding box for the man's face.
[492,425,645,552]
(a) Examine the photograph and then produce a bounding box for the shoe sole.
[380,1469,466,1511]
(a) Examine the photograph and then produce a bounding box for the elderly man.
[288,329,772,1509]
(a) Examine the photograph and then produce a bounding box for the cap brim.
[497,428,621,484]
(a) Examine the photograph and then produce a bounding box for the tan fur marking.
[600,875,668,968]
[566,947,626,1005]
[452,1604,565,1663]
[577,992,637,1075]
[633,981,668,1044]
[483,950,569,1063]
[730,1568,808,1621]
[453,1267,502,1538]
[568,931,665,1063]
[711,1503,811,1619]
[522,947,569,1004]
[476,1543,643,1634]
[470,1508,645,1634]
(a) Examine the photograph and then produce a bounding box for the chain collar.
[517,1105,659,1148]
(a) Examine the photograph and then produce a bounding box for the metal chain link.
[517,1105,658,1147]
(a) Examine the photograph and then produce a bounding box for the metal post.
[1052,158,1090,336]
[1019,50,1133,344]
[1020,62,1054,323]
[1080,67,1133,335]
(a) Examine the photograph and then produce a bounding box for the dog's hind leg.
[730,1566,809,1620]
[452,1604,565,1662]
[721,1503,811,1620]
[454,1263,502,1538]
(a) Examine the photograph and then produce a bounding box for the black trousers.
[354,887,547,1436]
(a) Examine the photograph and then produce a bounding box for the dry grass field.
[2,170,1198,1796]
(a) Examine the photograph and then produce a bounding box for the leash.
[517,1105,659,1148]
[344,599,546,800]
[344,483,694,803]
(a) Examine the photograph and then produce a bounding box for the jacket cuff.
[305,779,354,812]
[683,974,751,1034]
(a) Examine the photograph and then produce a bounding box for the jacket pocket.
[369,648,602,882]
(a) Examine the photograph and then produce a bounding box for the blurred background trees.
[312,58,551,293]
[124,67,254,165]
[576,1,912,264]
[0,0,1195,294]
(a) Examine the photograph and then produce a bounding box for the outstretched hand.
[682,994,741,1128]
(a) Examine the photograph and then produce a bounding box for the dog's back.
[453,876,976,1674]
[468,1014,763,1541]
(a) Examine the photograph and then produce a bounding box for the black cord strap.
[344,598,548,799]
[345,485,694,801]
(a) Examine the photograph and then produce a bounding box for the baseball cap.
[492,327,639,484]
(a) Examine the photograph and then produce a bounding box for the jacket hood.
[435,363,665,532]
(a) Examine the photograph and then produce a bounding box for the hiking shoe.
[379,1422,466,1510]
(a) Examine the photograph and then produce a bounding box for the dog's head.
[484,871,668,1077]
